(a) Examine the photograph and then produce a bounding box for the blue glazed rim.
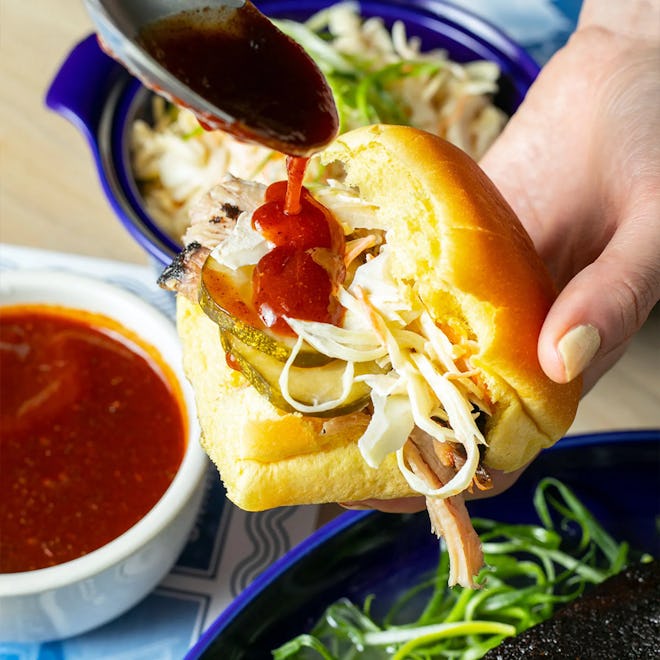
[45,0,540,268]
[186,428,660,657]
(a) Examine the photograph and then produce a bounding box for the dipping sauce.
[136,2,339,156]
[0,305,187,573]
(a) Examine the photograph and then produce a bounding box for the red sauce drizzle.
[225,350,241,371]
[0,306,187,573]
[250,157,346,335]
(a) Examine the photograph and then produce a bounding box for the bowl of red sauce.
[0,269,208,642]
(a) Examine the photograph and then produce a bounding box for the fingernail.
[557,324,601,381]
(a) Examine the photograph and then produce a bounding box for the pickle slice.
[221,331,375,418]
[200,255,333,367]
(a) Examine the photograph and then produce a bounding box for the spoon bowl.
[83,0,338,155]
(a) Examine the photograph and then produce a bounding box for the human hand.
[480,0,660,394]
[343,2,660,515]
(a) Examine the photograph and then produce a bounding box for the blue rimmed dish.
[45,0,540,268]
[186,429,660,658]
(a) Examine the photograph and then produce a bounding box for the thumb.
[538,218,660,393]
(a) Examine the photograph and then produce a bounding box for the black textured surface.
[484,561,660,660]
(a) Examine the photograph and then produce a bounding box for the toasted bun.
[178,125,581,511]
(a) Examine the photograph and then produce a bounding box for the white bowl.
[0,269,209,642]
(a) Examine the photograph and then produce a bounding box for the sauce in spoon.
[137,2,339,157]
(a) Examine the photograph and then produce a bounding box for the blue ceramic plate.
[187,430,659,658]
[45,0,539,267]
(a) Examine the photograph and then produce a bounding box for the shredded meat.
[435,441,493,493]
[183,174,265,248]
[158,175,266,299]
[407,430,484,588]
[472,462,493,491]
[157,241,210,300]
[321,410,371,436]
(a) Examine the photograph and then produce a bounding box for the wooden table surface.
[2,0,659,437]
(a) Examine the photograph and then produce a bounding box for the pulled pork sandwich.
[160,125,581,587]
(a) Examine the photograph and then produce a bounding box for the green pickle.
[220,331,376,417]
[199,257,333,367]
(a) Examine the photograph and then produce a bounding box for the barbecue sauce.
[252,157,346,335]
[0,306,186,572]
[137,2,339,156]
[138,4,345,336]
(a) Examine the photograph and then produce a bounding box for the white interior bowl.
[0,269,209,642]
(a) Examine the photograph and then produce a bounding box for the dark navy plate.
[45,0,539,268]
[186,430,660,659]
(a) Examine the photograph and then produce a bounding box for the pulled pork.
[407,429,484,588]
[158,174,266,300]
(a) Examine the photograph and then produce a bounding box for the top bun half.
[320,125,581,470]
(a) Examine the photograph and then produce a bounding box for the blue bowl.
[186,430,660,658]
[45,0,539,268]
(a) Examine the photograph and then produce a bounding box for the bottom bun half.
[178,297,415,510]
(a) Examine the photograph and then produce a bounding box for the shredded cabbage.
[209,211,269,270]
[309,262,488,498]
[278,336,358,414]
[285,316,386,363]
[358,392,415,468]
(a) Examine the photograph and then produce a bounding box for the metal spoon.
[83,0,339,156]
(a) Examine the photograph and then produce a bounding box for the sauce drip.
[137,3,339,156]
[283,155,308,215]
[251,156,346,335]
[0,306,186,573]
[253,159,343,252]
[202,157,347,338]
